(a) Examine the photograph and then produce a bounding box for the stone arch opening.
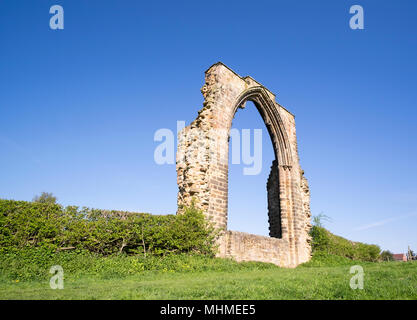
[229,86,293,169]
[222,86,293,241]
[176,62,312,267]
[227,100,276,237]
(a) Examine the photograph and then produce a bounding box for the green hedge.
[0,199,217,256]
[310,226,381,262]
[0,248,277,281]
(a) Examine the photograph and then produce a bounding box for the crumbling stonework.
[176,62,311,267]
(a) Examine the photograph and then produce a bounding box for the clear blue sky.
[1,0,416,253]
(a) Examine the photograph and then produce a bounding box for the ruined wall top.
[204,62,295,118]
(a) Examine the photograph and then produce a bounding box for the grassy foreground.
[1,252,416,300]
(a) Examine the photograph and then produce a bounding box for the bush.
[32,192,57,204]
[0,247,277,281]
[380,250,394,261]
[0,199,218,257]
[301,251,358,267]
[310,225,381,262]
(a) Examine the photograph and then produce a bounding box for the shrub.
[301,251,358,267]
[32,192,57,204]
[380,250,394,261]
[0,199,218,256]
[0,248,277,281]
[310,225,381,262]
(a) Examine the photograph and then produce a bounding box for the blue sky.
[1,0,416,253]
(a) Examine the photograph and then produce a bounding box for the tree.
[312,213,332,228]
[380,250,394,261]
[32,192,57,204]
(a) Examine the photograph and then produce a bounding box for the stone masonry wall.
[176,62,311,267]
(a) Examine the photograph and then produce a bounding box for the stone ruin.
[176,62,312,267]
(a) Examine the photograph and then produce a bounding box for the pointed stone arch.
[176,62,312,267]
[231,86,293,169]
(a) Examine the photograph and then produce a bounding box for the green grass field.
[1,253,416,300]
[4,199,413,299]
